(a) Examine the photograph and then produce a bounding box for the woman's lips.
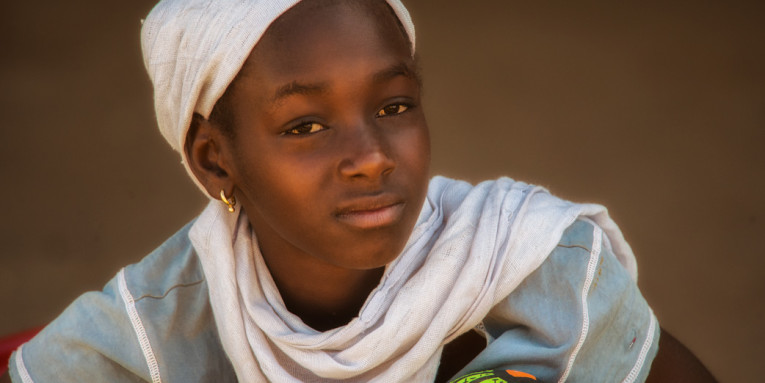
[335,196,405,229]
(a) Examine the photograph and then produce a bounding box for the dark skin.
[185,1,719,380]
[187,0,430,331]
[647,330,718,383]
[187,0,717,381]
[0,1,717,382]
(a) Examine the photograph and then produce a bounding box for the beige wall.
[1,1,763,381]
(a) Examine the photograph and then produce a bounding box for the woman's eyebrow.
[270,80,329,104]
[373,62,421,86]
[268,62,420,107]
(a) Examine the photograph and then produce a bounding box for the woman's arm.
[646,329,717,382]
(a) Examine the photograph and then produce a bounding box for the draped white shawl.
[189,176,636,382]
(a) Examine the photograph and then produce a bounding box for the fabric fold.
[189,176,636,382]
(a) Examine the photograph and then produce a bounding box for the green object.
[450,370,505,383]
[449,368,538,383]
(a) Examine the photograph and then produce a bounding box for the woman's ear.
[185,113,236,199]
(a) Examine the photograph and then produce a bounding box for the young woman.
[4,0,715,382]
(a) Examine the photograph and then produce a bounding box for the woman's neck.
[260,244,386,332]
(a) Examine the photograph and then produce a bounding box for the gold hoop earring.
[220,190,236,213]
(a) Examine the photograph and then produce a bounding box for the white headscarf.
[140,0,415,194]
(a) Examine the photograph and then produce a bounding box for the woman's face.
[216,0,430,270]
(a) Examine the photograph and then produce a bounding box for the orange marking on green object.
[505,370,537,380]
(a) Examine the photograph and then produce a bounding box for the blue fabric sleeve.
[8,276,149,382]
[455,219,659,382]
[8,223,236,383]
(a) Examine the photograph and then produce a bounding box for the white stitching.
[558,225,602,383]
[118,269,163,383]
[14,346,34,383]
[622,312,657,383]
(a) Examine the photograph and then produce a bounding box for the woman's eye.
[283,122,325,135]
[376,103,409,117]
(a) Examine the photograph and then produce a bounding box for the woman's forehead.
[229,0,416,107]
[238,0,410,75]
[267,0,405,37]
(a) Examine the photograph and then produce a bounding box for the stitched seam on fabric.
[118,269,163,383]
[556,244,591,252]
[622,311,657,383]
[14,346,34,383]
[558,225,602,383]
[134,279,205,301]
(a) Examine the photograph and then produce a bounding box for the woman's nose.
[337,122,395,181]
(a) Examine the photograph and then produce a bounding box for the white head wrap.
[140,0,416,194]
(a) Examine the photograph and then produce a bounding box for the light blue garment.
[455,219,659,382]
[9,220,657,382]
[9,222,236,382]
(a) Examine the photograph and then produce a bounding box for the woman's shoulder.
[122,220,205,300]
[464,218,658,382]
[9,221,235,383]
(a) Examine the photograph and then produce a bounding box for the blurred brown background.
[1,0,763,381]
